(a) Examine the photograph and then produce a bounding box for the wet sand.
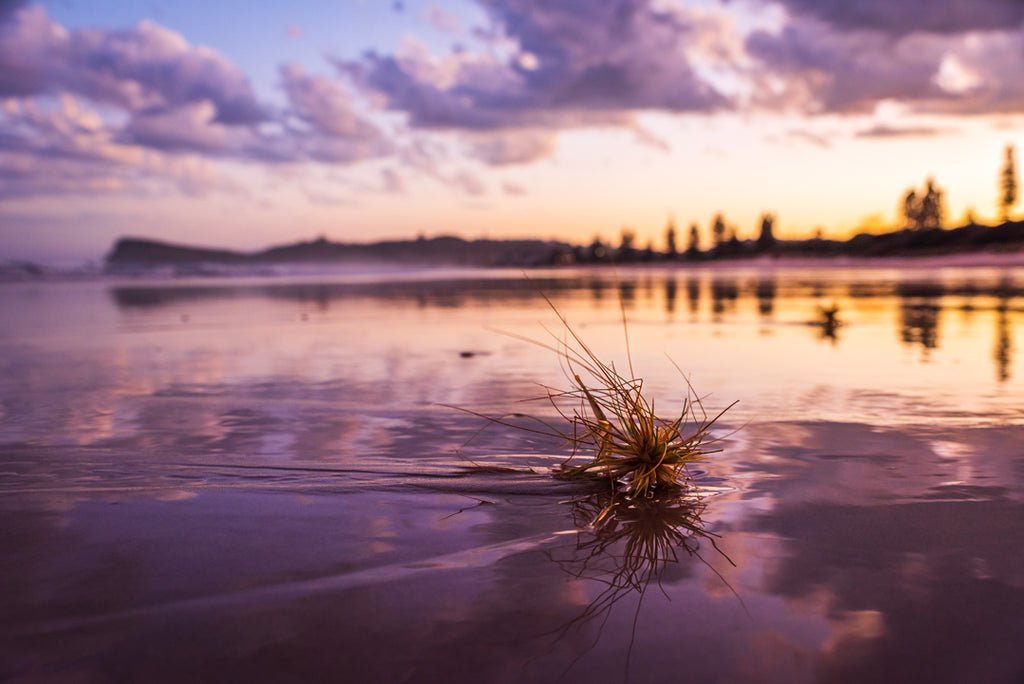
[2,266,1023,682]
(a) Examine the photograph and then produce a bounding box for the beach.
[2,264,1023,683]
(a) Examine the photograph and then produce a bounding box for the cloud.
[426,4,461,34]
[0,151,129,199]
[0,94,235,200]
[449,170,485,196]
[746,2,1024,115]
[464,129,556,165]
[305,189,353,207]
[933,31,1024,114]
[396,135,449,178]
[765,0,1024,36]
[0,6,266,123]
[380,166,406,193]
[157,154,237,196]
[0,6,393,199]
[746,20,951,113]
[280,63,385,140]
[1,95,143,166]
[347,0,1024,127]
[0,3,67,97]
[502,180,526,195]
[8,0,1024,208]
[74,21,267,124]
[0,6,390,160]
[856,124,952,138]
[121,101,235,153]
[784,128,832,148]
[343,0,732,132]
[630,123,670,152]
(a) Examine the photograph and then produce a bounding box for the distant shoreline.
[5,226,1024,282]
[101,221,1024,272]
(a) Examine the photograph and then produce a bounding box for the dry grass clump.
[473,286,734,498]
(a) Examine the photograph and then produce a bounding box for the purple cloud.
[0,6,266,123]
[0,3,62,97]
[746,22,949,112]
[464,129,556,165]
[747,1,1024,115]
[0,6,393,199]
[120,102,235,154]
[72,23,266,124]
[0,95,234,200]
[1,95,141,165]
[766,0,1024,36]
[280,63,382,139]
[344,0,731,131]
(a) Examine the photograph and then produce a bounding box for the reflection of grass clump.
[474,287,734,498]
[564,491,734,593]
[550,491,743,678]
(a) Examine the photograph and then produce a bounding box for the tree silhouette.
[711,213,726,246]
[902,189,919,228]
[588,236,609,262]
[686,222,700,256]
[961,207,978,226]
[757,213,776,251]
[1000,143,1017,222]
[901,178,944,229]
[727,225,740,249]
[665,218,677,258]
[618,228,636,262]
[642,239,655,262]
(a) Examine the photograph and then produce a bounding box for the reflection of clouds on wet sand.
[747,497,1024,683]
[714,420,1024,683]
[3,423,1023,682]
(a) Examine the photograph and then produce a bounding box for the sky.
[2,0,1024,264]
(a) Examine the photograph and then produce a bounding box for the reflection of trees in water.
[756,279,776,317]
[641,276,656,308]
[710,279,738,319]
[618,281,637,309]
[816,303,842,344]
[589,278,608,302]
[665,278,677,315]
[994,299,1012,382]
[111,273,1019,380]
[686,278,700,315]
[899,302,941,354]
[549,491,737,678]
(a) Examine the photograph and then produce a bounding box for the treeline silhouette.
[553,217,1024,265]
[562,146,1023,265]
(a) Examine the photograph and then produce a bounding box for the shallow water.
[2,264,1023,683]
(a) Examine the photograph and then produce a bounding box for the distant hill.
[105,235,573,270]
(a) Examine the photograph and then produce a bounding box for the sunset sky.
[3,0,1024,263]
